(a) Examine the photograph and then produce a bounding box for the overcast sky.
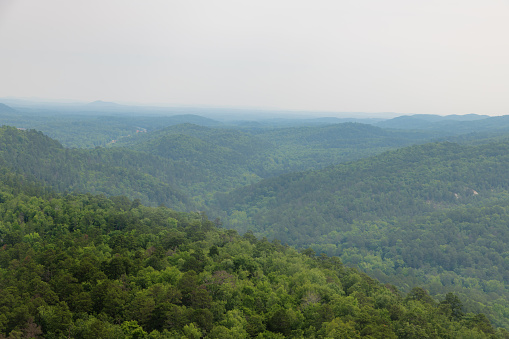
[1,0,508,115]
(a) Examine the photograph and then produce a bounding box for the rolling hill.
[215,139,509,328]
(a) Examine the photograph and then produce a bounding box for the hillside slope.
[0,126,195,210]
[378,114,509,135]
[0,174,503,338]
[218,141,509,241]
[216,140,509,328]
[114,122,444,181]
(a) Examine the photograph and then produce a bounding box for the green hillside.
[114,122,443,183]
[0,173,503,338]
[0,106,221,148]
[112,124,269,194]
[0,103,17,113]
[218,141,509,239]
[0,126,194,210]
[378,114,509,136]
[216,140,509,327]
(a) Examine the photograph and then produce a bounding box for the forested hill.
[247,122,441,148]
[218,140,509,241]
[0,172,504,338]
[0,119,446,207]
[0,103,17,113]
[113,123,271,157]
[111,124,270,188]
[0,126,194,210]
[378,114,509,135]
[113,122,444,179]
[0,126,264,202]
[0,123,440,211]
[216,140,509,328]
[0,109,221,148]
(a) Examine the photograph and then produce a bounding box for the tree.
[440,293,464,320]
[37,302,72,339]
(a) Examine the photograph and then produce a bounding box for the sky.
[1,0,508,116]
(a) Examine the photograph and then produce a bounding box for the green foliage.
[217,140,509,328]
[0,177,497,338]
[0,126,195,210]
[5,113,509,336]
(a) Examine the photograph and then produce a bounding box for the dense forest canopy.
[0,170,505,338]
[216,140,509,328]
[3,104,509,335]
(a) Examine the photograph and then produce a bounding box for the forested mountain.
[217,140,509,239]
[0,127,194,210]
[219,142,495,232]
[377,114,488,129]
[37,114,221,149]
[249,122,440,146]
[0,126,265,203]
[378,114,509,135]
[216,140,509,327]
[229,116,386,128]
[0,172,504,338]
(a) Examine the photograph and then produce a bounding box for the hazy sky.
[1,0,508,115]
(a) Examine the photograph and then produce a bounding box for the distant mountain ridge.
[377,113,492,130]
[0,103,17,113]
